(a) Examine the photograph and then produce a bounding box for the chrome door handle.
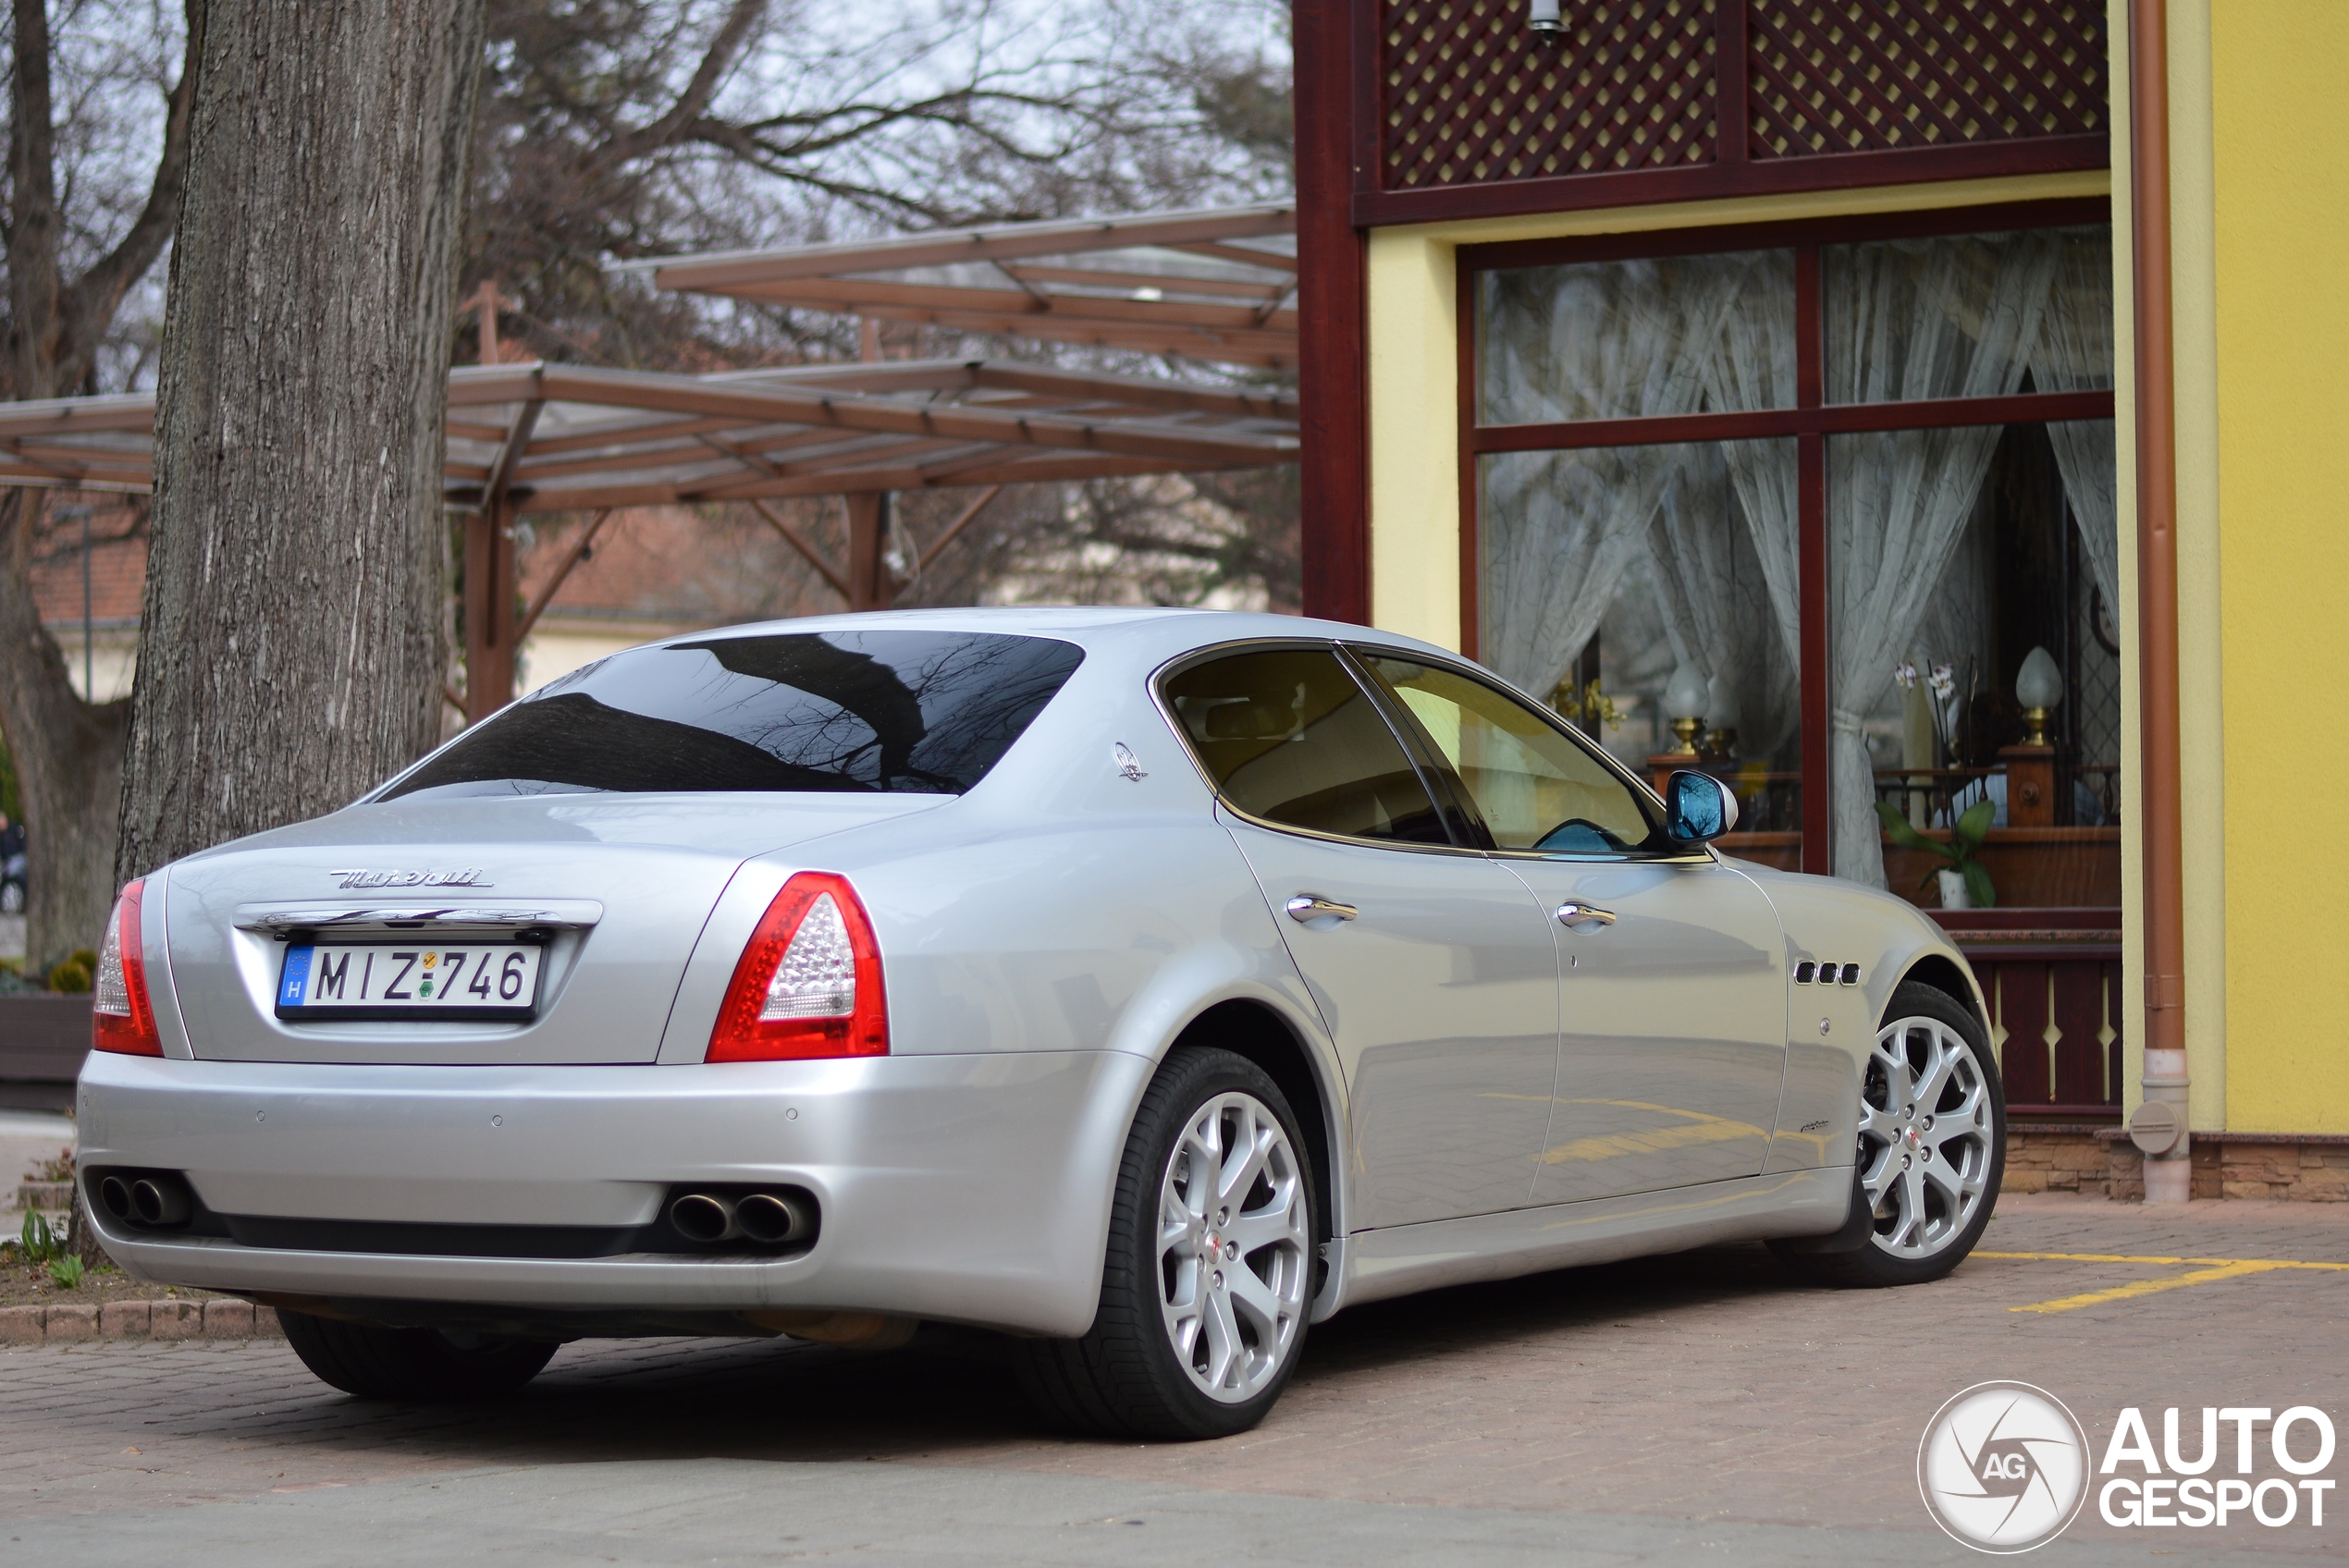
[1556,901,1617,929]
[1286,895,1359,924]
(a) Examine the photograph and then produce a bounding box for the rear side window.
[381,631,1084,802]
[1162,646,1448,845]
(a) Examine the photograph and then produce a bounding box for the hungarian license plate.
[275,942,544,1023]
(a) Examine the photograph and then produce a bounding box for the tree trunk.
[117,0,485,881]
[0,494,129,974]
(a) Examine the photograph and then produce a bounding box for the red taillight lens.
[707,872,889,1062]
[92,878,163,1057]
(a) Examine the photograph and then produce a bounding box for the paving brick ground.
[1,1194,2343,1562]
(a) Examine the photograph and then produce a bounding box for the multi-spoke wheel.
[1156,1091,1313,1403]
[1773,981,2004,1288]
[1016,1046,1319,1439]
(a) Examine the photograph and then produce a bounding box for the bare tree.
[895,467,1297,615]
[117,0,484,876]
[461,0,1288,368]
[0,0,197,971]
[0,0,1295,975]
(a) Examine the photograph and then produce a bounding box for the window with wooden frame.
[1457,197,2118,916]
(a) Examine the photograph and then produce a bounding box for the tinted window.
[382,631,1083,802]
[1361,655,1665,854]
[1163,647,1448,845]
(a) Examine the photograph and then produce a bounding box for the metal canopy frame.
[0,359,1297,506]
[0,357,1297,721]
[633,204,1302,369]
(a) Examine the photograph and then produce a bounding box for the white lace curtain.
[1478,258,1746,698]
[1817,233,2060,888]
[2032,228,2120,613]
[1649,442,1801,763]
[1483,228,2107,888]
[1703,260,1802,671]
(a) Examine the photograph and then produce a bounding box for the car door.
[1352,651,1790,1206]
[1161,643,1559,1230]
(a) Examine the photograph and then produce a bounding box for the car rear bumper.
[76,1046,1152,1338]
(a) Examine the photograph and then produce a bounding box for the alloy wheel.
[1861,1014,1995,1259]
[1155,1090,1311,1403]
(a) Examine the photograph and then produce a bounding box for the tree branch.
[65,0,205,390]
[7,0,64,399]
[598,0,766,166]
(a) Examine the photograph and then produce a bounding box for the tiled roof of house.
[20,501,836,636]
[31,517,145,628]
[518,504,835,629]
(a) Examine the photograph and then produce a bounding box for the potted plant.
[1876,798,1997,909]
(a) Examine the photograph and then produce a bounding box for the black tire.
[1017,1046,1318,1440]
[1771,981,2005,1289]
[279,1309,559,1401]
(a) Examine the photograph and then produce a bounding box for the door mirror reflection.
[1666,770,1739,843]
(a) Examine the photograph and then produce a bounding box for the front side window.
[382,631,1084,802]
[1162,647,1448,846]
[1360,655,1665,855]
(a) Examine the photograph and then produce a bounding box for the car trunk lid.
[161,793,941,1065]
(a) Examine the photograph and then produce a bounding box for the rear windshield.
[380,631,1085,802]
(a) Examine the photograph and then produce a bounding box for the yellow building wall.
[2210,0,2349,1132]
[1358,2,2343,1136]
[2112,0,2231,1133]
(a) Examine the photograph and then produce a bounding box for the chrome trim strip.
[233,900,605,935]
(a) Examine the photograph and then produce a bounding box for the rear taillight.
[93,878,163,1057]
[707,872,889,1062]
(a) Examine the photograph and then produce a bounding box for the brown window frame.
[1455,195,2117,876]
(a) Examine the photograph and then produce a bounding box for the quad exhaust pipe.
[667,1189,813,1245]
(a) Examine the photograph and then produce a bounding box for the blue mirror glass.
[1666,770,1736,842]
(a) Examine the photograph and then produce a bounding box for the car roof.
[646,606,1472,673]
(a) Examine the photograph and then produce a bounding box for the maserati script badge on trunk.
[326,868,493,890]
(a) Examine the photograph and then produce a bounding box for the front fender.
[1728,862,1984,1174]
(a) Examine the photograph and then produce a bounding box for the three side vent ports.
[1794,961,1862,986]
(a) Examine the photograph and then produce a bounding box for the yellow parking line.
[1978,1249,2349,1269]
[2010,1260,2291,1315]
[1974,1249,2349,1315]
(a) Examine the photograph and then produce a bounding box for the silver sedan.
[79,609,2003,1438]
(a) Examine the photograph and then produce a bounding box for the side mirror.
[1666,770,1740,843]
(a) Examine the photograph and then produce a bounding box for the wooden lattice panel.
[1382,0,1717,189]
[1748,0,2106,156]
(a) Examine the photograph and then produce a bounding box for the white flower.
[1927,663,1956,698]
[1894,661,1918,690]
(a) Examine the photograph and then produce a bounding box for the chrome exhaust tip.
[96,1174,135,1222]
[668,1192,738,1243]
[129,1176,191,1228]
[735,1192,812,1244]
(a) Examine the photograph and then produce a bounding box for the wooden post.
[462,497,520,723]
[470,280,500,363]
[846,492,892,610]
[1293,0,1370,625]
